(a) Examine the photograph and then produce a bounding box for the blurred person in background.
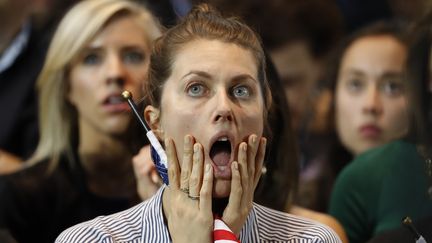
[0,0,76,174]
[327,20,432,243]
[323,20,410,185]
[0,0,161,242]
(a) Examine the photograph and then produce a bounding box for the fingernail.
[233,161,238,170]
[242,143,247,151]
[252,135,257,144]
[184,135,190,145]
[152,174,159,183]
[262,137,267,147]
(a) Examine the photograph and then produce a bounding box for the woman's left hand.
[222,134,266,236]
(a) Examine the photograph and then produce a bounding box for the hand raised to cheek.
[164,137,213,243]
[222,134,266,236]
[163,134,266,241]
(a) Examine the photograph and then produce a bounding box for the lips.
[359,124,382,139]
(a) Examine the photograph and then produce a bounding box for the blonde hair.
[31,0,162,170]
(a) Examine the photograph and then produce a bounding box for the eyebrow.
[342,69,403,78]
[181,70,258,83]
[181,70,212,80]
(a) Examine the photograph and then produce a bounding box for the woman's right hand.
[164,135,214,243]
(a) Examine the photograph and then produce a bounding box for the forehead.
[340,35,407,75]
[170,39,258,77]
[344,35,406,62]
[89,15,149,47]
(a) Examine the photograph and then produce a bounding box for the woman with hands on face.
[57,4,341,242]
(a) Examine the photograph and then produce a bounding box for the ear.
[144,105,163,140]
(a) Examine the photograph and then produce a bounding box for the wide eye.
[83,53,101,65]
[187,83,207,97]
[232,85,250,98]
[123,50,144,64]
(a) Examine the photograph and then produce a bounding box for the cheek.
[241,107,265,135]
[384,99,409,130]
[126,66,149,96]
[335,93,356,137]
[68,69,96,106]
[161,105,198,140]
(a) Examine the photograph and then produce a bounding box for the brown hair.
[406,10,432,145]
[144,3,271,112]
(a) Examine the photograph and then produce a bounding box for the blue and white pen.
[122,91,169,185]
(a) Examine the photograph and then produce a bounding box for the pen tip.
[402,216,412,225]
[122,90,132,99]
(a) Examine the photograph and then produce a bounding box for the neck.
[79,123,136,198]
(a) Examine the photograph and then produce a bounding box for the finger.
[254,137,266,188]
[138,146,154,173]
[247,135,259,183]
[199,163,213,212]
[189,143,204,198]
[180,135,193,192]
[238,142,248,190]
[166,138,180,189]
[225,161,242,212]
[132,146,150,177]
[151,169,161,184]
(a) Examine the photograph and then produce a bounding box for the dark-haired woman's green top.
[329,140,432,243]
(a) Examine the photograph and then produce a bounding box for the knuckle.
[184,147,193,155]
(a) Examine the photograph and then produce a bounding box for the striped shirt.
[56,187,341,243]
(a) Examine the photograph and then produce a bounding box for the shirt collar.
[0,21,31,73]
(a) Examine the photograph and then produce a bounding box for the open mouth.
[102,94,130,112]
[104,95,126,105]
[210,138,232,166]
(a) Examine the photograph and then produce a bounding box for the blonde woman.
[0,0,161,242]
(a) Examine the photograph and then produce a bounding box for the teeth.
[108,96,124,104]
[218,137,228,141]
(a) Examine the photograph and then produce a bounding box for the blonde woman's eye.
[83,53,101,65]
[123,51,144,64]
[187,83,206,97]
[232,86,250,98]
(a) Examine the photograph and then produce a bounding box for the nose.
[362,86,383,116]
[213,90,234,123]
[106,54,126,87]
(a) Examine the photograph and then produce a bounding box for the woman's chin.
[212,180,231,198]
